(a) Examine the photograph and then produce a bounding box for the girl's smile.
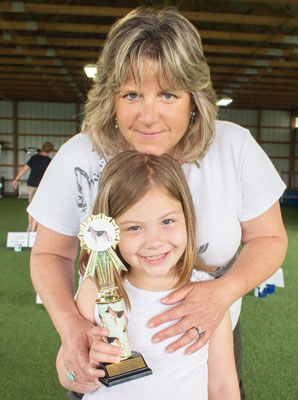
[140,251,170,263]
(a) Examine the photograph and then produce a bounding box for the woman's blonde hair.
[82,7,217,163]
[79,150,211,307]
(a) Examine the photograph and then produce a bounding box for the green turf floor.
[0,198,297,399]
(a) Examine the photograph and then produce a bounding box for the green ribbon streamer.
[84,248,127,284]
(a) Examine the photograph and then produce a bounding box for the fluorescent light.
[216,97,233,106]
[84,64,97,78]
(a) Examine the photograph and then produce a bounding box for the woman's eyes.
[163,93,176,101]
[123,92,177,101]
[124,92,138,101]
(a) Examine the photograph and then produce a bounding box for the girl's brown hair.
[82,7,217,164]
[79,151,210,307]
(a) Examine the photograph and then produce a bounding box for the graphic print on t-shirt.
[74,158,106,213]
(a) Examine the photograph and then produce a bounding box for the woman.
[12,141,53,232]
[28,7,287,399]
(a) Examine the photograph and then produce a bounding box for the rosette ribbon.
[77,214,127,285]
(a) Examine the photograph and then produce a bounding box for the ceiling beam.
[1,4,298,28]
[227,0,298,5]
[207,55,298,68]
[2,29,298,48]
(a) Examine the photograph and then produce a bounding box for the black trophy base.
[98,351,152,387]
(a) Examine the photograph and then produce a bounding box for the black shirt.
[26,154,52,187]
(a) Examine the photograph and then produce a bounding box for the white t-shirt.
[83,270,211,400]
[28,120,286,327]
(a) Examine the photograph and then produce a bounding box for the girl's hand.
[147,279,229,354]
[86,336,124,380]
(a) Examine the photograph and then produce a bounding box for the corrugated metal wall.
[0,100,83,194]
[0,101,14,190]
[219,108,295,188]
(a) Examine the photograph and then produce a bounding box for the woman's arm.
[208,311,240,400]
[31,223,98,382]
[147,201,287,353]
[12,164,29,189]
[56,278,123,391]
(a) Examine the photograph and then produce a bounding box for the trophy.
[78,214,152,387]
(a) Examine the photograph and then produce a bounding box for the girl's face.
[115,59,193,157]
[116,185,187,291]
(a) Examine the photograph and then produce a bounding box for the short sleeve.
[26,156,34,167]
[239,133,286,222]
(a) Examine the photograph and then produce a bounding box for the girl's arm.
[208,311,240,400]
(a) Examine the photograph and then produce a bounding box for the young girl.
[56,151,240,400]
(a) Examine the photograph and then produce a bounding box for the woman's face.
[115,60,193,156]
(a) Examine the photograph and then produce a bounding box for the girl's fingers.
[89,340,123,364]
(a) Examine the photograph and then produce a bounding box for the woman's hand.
[148,279,229,354]
[59,323,123,389]
[60,319,106,384]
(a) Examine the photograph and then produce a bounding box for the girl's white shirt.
[83,270,212,400]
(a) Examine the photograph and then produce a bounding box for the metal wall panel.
[261,110,291,127]
[261,128,290,142]
[0,101,13,118]
[218,108,258,126]
[18,120,76,135]
[0,119,13,134]
[18,101,77,119]
[262,143,290,157]
[218,109,293,188]
[1,100,80,194]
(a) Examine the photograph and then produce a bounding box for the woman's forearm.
[220,202,288,307]
[30,224,82,337]
[30,251,81,336]
[219,233,288,307]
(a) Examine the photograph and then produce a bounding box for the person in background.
[56,151,240,400]
[28,8,287,400]
[12,141,54,232]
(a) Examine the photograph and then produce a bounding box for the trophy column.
[96,287,131,360]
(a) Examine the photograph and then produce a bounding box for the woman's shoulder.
[55,133,106,165]
[59,132,93,153]
[215,120,250,141]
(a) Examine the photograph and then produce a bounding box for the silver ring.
[67,371,78,382]
[194,327,204,337]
